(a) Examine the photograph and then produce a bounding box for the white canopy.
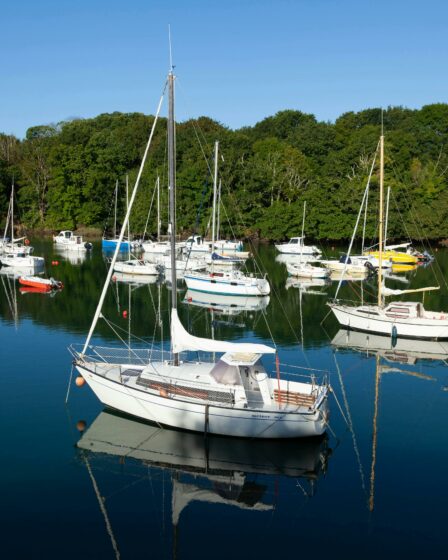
[171,309,275,355]
[384,243,411,251]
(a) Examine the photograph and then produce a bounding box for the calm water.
[1,240,447,559]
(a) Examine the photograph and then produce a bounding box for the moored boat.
[19,275,63,292]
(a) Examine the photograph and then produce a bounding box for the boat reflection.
[285,276,330,294]
[182,289,270,315]
[111,271,161,286]
[54,246,91,266]
[77,409,331,508]
[332,328,448,364]
[276,253,321,266]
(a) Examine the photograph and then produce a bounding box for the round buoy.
[159,388,168,398]
[76,420,87,432]
[75,376,86,387]
[187,297,192,302]
[54,260,59,266]
[24,238,30,246]
[122,310,128,318]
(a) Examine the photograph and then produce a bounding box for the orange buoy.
[76,420,87,432]
[75,376,86,387]
[24,238,30,246]
[54,260,59,266]
[122,310,128,318]
[159,388,168,398]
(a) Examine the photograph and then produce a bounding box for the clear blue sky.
[2,0,447,138]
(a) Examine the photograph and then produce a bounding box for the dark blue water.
[1,241,447,559]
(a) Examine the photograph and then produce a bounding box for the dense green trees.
[1,104,447,241]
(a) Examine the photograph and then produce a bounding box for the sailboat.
[184,141,270,297]
[328,130,448,340]
[285,202,329,279]
[102,179,140,251]
[363,186,419,266]
[70,68,328,438]
[112,176,160,276]
[0,183,44,271]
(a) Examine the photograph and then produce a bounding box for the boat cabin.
[286,237,304,245]
[185,235,212,248]
[209,352,272,407]
[384,301,424,319]
[55,230,74,240]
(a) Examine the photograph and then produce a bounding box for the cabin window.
[209,360,241,385]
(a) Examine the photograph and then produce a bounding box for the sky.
[1,0,447,138]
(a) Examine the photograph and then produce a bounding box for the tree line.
[1,103,448,242]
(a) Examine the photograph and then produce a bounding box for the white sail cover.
[171,309,275,355]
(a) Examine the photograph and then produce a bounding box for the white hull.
[330,303,448,339]
[75,362,327,438]
[142,241,171,255]
[286,263,329,279]
[0,254,45,269]
[275,244,320,255]
[113,260,160,275]
[185,272,270,296]
[321,260,368,275]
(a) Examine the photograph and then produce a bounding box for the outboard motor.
[364,260,376,274]
[339,254,351,264]
[84,242,93,250]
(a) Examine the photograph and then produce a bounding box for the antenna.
[168,24,173,71]
[381,108,384,136]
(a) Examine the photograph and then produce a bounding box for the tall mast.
[168,69,179,366]
[300,200,306,264]
[217,179,222,242]
[157,176,161,241]
[384,186,390,251]
[11,180,14,243]
[114,180,118,239]
[126,175,130,259]
[211,141,219,249]
[377,126,384,307]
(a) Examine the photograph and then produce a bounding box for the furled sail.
[171,309,275,355]
[382,285,439,297]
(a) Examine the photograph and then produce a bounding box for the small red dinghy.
[18,275,63,292]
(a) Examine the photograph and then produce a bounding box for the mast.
[11,179,14,244]
[126,175,130,259]
[384,186,390,251]
[300,200,306,264]
[157,176,161,241]
[114,180,118,240]
[216,179,222,242]
[168,69,179,366]
[211,141,219,250]
[377,127,384,307]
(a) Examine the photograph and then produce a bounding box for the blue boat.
[102,237,131,251]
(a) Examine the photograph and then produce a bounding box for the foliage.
[1,104,448,241]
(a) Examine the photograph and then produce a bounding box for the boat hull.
[75,363,328,438]
[102,238,131,251]
[330,303,448,339]
[184,274,270,296]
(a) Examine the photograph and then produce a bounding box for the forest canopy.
[1,103,448,241]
